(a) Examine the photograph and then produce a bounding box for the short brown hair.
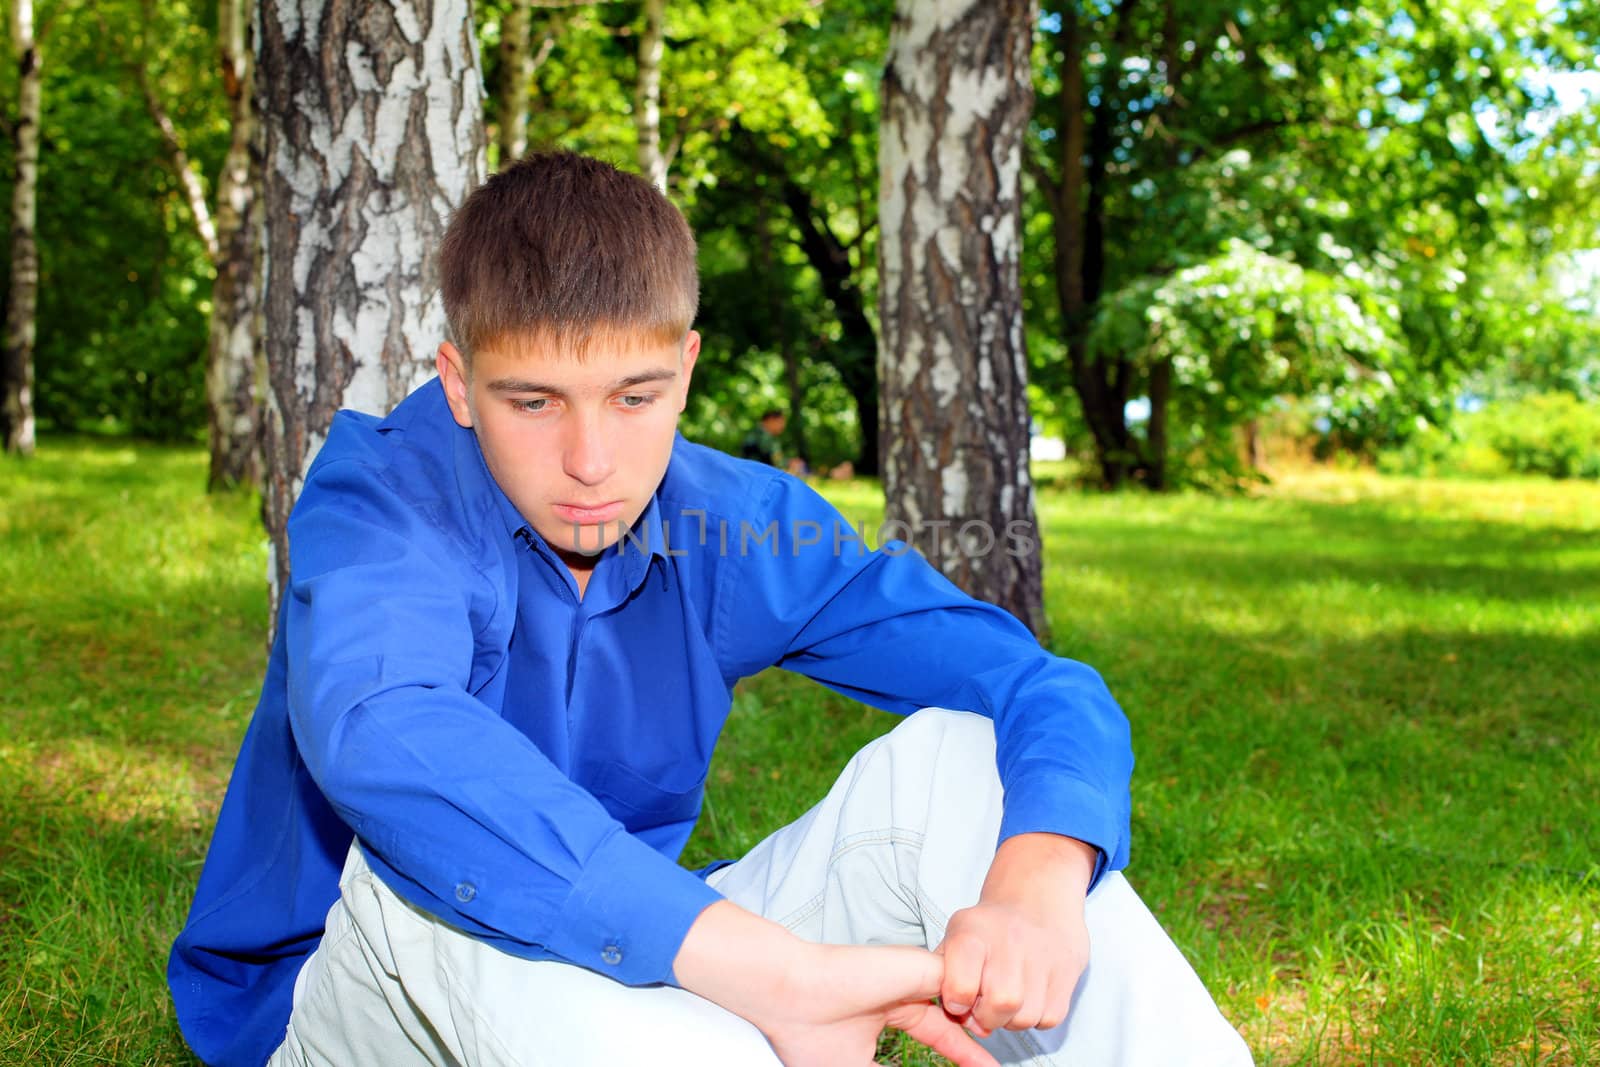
[440,150,698,357]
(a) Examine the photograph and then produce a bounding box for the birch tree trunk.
[257,0,485,616]
[634,0,667,191]
[2,0,41,456]
[878,0,1045,635]
[206,0,264,491]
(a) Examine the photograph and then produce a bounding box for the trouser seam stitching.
[770,829,933,934]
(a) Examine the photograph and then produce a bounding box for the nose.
[562,409,615,487]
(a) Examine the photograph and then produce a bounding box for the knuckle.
[948,932,981,957]
[989,989,1024,1014]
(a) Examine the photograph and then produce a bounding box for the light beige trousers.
[269,709,1253,1066]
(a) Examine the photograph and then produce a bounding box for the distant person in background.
[740,408,786,466]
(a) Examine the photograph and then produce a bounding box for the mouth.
[551,501,626,525]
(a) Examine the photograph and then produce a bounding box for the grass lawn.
[2,440,1596,1065]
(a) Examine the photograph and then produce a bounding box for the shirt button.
[600,944,623,966]
[454,881,477,904]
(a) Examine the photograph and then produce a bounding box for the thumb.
[889,1002,1001,1067]
[875,945,945,1003]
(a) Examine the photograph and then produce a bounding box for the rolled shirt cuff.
[547,827,725,986]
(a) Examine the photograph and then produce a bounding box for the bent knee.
[890,706,995,751]
[877,707,999,784]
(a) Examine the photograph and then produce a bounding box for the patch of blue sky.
[1474,68,1600,159]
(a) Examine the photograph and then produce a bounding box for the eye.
[514,398,551,414]
[618,394,656,409]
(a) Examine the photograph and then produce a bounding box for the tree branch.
[118,2,219,265]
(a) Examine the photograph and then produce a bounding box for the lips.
[551,501,626,525]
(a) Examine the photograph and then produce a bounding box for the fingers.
[892,1001,1002,1067]
[937,929,988,1016]
[997,958,1047,1032]
[936,896,1097,1036]
[967,949,1024,1034]
[1035,959,1082,1031]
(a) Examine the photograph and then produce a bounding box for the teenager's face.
[438,330,699,573]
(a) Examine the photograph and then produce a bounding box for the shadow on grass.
[0,780,202,1065]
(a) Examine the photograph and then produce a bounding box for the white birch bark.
[2,0,40,456]
[206,0,263,490]
[257,0,486,616]
[140,68,220,262]
[878,0,1045,634]
[634,0,667,191]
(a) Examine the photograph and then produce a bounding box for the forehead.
[473,330,682,389]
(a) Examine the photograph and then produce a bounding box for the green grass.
[2,442,1597,1065]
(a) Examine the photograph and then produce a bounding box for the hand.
[674,901,999,1067]
[935,833,1096,1037]
[759,943,1001,1067]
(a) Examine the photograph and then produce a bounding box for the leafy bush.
[1478,392,1600,479]
[1378,392,1600,480]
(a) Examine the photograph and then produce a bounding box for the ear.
[437,342,474,428]
[677,331,701,413]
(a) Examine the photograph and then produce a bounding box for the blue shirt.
[168,379,1133,1067]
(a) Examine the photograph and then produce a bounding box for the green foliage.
[1386,392,1600,480]
[0,0,224,440]
[1480,392,1600,478]
[1091,237,1406,483]
[680,340,862,468]
[1026,0,1600,485]
[5,0,1599,476]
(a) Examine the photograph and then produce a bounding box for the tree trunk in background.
[2,0,40,456]
[757,194,808,464]
[206,0,262,490]
[773,167,878,476]
[495,0,532,166]
[731,127,880,475]
[878,0,1045,635]
[131,0,261,490]
[1047,6,1131,487]
[634,0,667,190]
[1036,3,1161,488]
[257,0,485,620]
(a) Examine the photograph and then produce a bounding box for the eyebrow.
[486,368,679,396]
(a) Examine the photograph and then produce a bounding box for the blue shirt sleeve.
[710,473,1133,884]
[285,457,721,986]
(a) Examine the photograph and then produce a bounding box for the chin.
[555,529,618,556]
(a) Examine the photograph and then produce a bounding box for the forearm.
[673,899,809,1018]
[980,832,1097,913]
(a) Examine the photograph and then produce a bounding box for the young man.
[170,151,1251,1067]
